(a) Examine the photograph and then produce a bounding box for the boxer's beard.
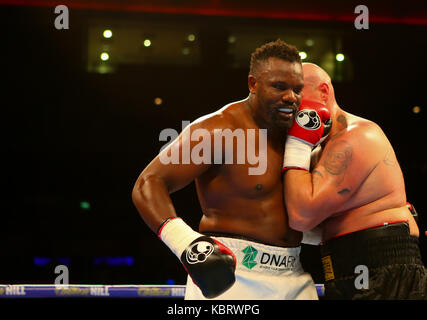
[270,105,295,130]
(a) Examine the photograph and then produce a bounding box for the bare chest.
[213,142,284,197]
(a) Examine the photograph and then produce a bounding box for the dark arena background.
[1,0,426,300]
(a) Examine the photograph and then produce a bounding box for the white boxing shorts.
[184,235,318,300]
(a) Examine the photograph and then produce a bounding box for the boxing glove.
[158,217,236,299]
[283,100,332,172]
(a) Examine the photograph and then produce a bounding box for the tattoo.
[383,149,396,166]
[337,114,348,129]
[312,169,323,187]
[338,188,351,195]
[328,114,347,142]
[255,184,263,191]
[323,140,353,175]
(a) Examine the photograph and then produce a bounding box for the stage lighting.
[182,47,190,55]
[336,53,345,62]
[299,51,307,60]
[80,201,91,210]
[103,29,112,39]
[187,34,196,42]
[100,52,109,61]
[305,39,314,47]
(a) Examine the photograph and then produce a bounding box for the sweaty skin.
[133,58,304,247]
[284,63,419,240]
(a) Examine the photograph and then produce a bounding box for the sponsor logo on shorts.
[259,253,296,271]
[321,255,335,281]
[241,246,298,271]
[242,246,258,269]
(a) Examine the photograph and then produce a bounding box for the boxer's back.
[321,112,419,239]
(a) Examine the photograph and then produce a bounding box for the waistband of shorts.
[320,222,423,281]
[203,232,298,247]
[203,232,302,276]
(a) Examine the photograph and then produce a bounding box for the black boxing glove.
[181,236,236,298]
[158,217,236,298]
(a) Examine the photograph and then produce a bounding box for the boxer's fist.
[288,100,332,147]
[181,236,236,299]
[158,217,236,298]
[283,100,332,172]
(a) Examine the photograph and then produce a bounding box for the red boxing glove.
[283,100,332,172]
[288,100,332,147]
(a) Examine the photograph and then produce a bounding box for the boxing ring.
[0,284,324,298]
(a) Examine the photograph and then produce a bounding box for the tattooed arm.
[284,123,386,231]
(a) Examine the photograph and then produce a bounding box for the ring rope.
[0,284,324,298]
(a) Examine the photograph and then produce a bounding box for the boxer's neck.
[320,101,344,145]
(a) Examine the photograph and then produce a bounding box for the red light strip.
[1,0,426,26]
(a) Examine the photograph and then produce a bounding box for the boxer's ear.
[318,83,329,102]
[248,75,257,94]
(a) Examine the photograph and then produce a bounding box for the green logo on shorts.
[242,246,258,269]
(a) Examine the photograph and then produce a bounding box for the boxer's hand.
[181,236,236,299]
[158,217,236,298]
[288,101,332,147]
[283,100,332,172]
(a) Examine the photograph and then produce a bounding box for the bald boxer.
[132,40,318,300]
[282,62,427,299]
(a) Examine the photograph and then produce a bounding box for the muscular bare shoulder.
[347,118,390,155]
[315,117,390,190]
[190,99,249,132]
[327,117,393,181]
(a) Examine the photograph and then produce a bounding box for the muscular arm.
[284,125,382,231]
[132,120,216,233]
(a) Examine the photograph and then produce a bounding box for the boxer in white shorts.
[132,40,321,299]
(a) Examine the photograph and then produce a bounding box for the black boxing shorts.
[320,222,427,300]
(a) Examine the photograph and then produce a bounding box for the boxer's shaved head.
[302,63,331,88]
[302,63,335,104]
